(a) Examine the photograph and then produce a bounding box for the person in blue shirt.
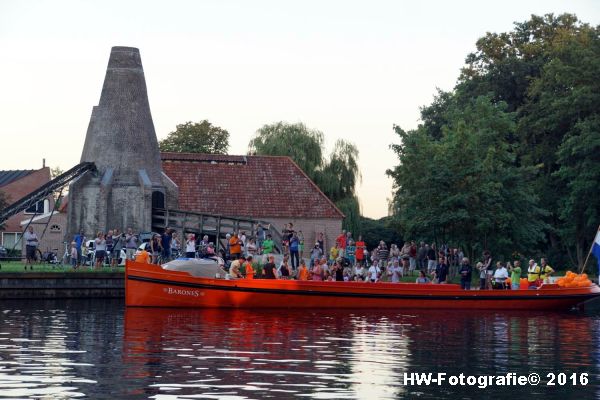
[289,232,300,270]
[161,229,173,262]
[459,257,473,290]
[73,230,86,268]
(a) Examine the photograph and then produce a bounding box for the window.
[1,232,22,249]
[24,199,49,214]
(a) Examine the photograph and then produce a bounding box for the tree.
[249,122,324,183]
[359,216,403,250]
[249,122,362,234]
[50,166,63,179]
[388,96,548,261]
[390,13,599,267]
[159,120,230,154]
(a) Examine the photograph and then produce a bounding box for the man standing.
[336,230,347,258]
[483,250,494,289]
[459,257,473,290]
[417,242,427,270]
[540,258,555,283]
[527,259,541,287]
[73,230,86,267]
[289,232,300,270]
[409,241,417,274]
[434,256,448,284]
[111,229,124,268]
[509,261,522,290]
[229,232,242,260]
[125,228,138,260]
[263,255,278,279]
[355,235,366,267]
[23,226,39,270]
[426,244,436,274]
[261,234,274,256]
[161,229,173,262]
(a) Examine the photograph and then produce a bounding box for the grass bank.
[0,261,125,273]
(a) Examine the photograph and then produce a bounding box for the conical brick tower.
[67,46,178,237]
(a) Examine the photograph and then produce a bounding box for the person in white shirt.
[23,226,39,270]
[388,259,403,283]
[493,261,509,289]
[354,264,366,281]
[185,234,196,258]
[368,264,380,282]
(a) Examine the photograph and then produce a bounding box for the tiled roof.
[161,152,344,219]
[0,170,34,187]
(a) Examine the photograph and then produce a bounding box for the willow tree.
[248,122,324,183]
[249,122,361,234]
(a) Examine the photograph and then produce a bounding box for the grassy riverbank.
[0,261,125,273]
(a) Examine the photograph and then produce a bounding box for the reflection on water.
[0,299,599,399]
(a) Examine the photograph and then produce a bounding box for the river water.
[1,299,599,399]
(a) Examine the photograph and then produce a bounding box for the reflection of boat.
[125,260,600,310]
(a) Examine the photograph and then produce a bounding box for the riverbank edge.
[0,272,124,299]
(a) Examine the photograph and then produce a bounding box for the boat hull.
[125,261,600,310]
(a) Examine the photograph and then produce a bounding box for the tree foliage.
[249,122,362,234]
[159,120,230,154]
[389,13,600,267]
[388,96,548,261]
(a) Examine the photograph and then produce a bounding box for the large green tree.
[390,13,600,267]
[388,96,548,261]
[457,14,600,266]
[159,120,230,154]
[249,122,362,234]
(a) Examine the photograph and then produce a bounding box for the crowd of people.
[69,228,154,269]
[218,227,557,291]
[63,223,556,290]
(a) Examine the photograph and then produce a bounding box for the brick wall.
[21,213,68,257]
[0,167,52,240]
[264,217,342,254]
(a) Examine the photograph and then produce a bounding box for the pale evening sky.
[0,0,598,218]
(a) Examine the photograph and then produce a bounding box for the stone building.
[67,47,178,238]
[161,152,344,250]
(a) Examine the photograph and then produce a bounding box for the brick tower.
[67,46,178,237]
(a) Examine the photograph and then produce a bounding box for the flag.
[593,229,600,272]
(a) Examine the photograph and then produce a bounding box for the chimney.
[67,46,178,237]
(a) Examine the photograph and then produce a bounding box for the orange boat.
[125,260,600,310]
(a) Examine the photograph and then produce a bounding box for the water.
[1,300,599,399]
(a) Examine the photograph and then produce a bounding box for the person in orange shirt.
[135,249,151,264]
[244,255,255,279]
[297,259,309,281]
[229,232,242,259]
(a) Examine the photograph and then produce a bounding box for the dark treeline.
[387,14,600,268]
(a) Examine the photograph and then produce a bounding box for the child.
[70,242,78,269]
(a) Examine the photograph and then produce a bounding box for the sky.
[0,0,598,219]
